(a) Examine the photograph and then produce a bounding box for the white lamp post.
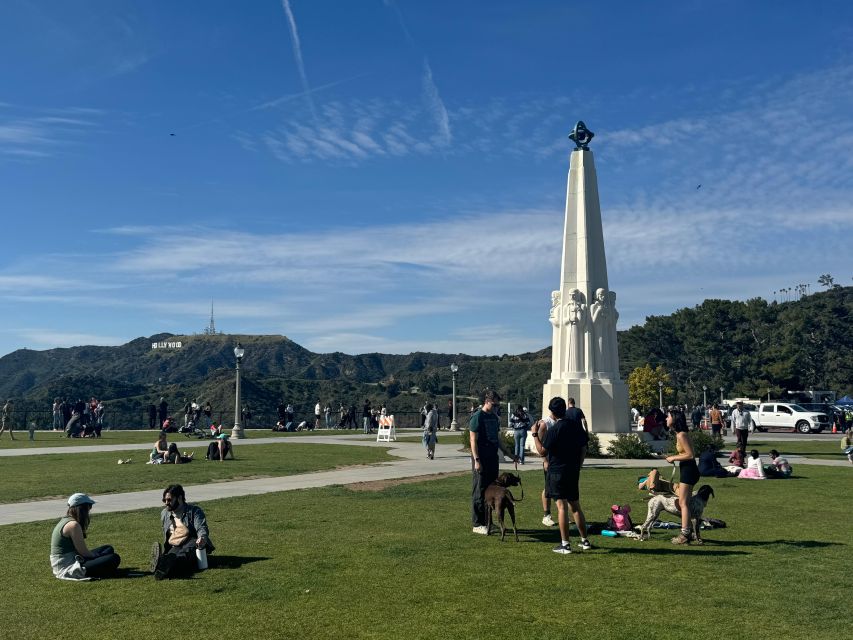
[658,380,663,409]
[719,386,724,404]
[449,363,459,431]
[231,342,246,439]
[702,385,707,408]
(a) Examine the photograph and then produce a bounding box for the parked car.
[751,403,830,434]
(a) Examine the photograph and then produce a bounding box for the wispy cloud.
[0,105,100,159]
[280,0,318,123]
[421,60,451,146]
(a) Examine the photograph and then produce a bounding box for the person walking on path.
[469,390,517,535]
[731,401,752,455]
[531,397,592,554]
[708,404,724,438]
[362,400,372,434]
[52,398,63,431]
[151,484,214,580]
[423,403,438,460]
[1,400,14,440]
[510,407,530,464]
[315,402,322,431]
[566,397,589,433]
[50,493,121,580]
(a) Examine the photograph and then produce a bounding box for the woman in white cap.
[49,493,121,580]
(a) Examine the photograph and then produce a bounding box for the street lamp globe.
[450,363,458,374]
[234,343,245,361]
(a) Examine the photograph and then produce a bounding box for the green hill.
[1,287,850,424]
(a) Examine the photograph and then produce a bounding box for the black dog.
[484,472,522,542]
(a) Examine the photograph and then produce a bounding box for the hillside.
[1,286,850,422]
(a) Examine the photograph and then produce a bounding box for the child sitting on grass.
[766,450,793,478]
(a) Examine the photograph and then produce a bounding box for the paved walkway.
[2,433,849,526]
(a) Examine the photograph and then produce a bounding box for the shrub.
[606,433,654,459]
[461,427,471,450]
[586,432,603,458]
[663,430,723,456]
[499,429,515,453]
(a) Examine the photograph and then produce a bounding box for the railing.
[2,409,472,431]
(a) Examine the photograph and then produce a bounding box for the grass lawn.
[731,439,848,460]
[0,428,375,449]
[1,463,850,639]
[4,443,394,503]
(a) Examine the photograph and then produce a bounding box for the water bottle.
[195,547,208,570]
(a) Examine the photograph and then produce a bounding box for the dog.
[637,485,715,543]
[484,472,522,542]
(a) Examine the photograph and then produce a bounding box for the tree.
[818,274,835,288]
[628,364,673,411]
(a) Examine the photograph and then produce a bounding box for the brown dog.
[485,472,522,541]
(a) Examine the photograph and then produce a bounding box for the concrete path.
[2,433,849,526]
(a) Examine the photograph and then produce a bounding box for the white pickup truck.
[751,403,830,434]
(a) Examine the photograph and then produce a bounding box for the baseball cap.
[67,493,95,507]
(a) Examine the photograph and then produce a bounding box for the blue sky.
[1,0,852,358]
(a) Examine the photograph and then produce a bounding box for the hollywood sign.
[152,342,183,349]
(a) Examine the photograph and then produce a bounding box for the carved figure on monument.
[590,287,613,376]
[548,291,563,379]
[608,290,621,374]
[563,288,587,376]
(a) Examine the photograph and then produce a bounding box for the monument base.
[541,378,630,433]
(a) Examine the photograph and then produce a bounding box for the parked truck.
[751,402,830,434]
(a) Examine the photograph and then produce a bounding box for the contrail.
[384,0,451,146]
[281,0,318,123]
[421,60,451,145]
[251,74,367,111]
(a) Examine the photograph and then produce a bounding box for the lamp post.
[449,363,459,431]
[719,386,724,404]
[231,342,246,439]
[658,380,663,409]
[702,385,707,408]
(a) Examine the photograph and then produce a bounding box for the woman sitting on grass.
[766,450,793,478]
[50,493,121,580]
[149,431,170,463]
[738,449,766,479]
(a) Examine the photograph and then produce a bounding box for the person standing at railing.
[52,398,63,431]
[1,399,14,440]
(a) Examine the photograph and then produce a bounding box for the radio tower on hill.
[203,300,218,335]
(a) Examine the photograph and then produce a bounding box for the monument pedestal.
[542,378,629,433]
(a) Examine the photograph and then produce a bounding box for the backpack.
[606,504,633,531]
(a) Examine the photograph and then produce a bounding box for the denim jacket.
[161,503,215,553]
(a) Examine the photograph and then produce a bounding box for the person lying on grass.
[50,493,121,581]
[206,430,234,461]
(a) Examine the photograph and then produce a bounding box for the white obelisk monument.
[541,121,629,433]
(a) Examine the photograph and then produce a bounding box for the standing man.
[1,399,14,440]
[566,397,588,433]
[315,401,322,431]
[158,397,168,429]
[423,403,438,460]
[52,398,63,431]
[147,403,157,429]
[324,404,331,429]
[531,397,592,554]
[151,484,215,580]
[362,400,372,434]
[731,401,752,455]
[690,405,703,431]
[469,390,517,535]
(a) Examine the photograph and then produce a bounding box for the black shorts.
[546,466,580,501]
[679,459,700,485]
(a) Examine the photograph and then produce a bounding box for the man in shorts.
[531,397,592,554]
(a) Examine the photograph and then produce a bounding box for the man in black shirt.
[469,390,517,534]
[532,396,592,554]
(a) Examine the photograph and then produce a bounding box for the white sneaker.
[542,514,556,527]
[472,525,489,535]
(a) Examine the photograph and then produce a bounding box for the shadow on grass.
[209,554,270,569]
[708,539,843,549]
[604,547,749,556]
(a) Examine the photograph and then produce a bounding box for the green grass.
[735,438,848,459]
[0,428,372,449]
[3,443,394,503]
[1,463,850,639]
